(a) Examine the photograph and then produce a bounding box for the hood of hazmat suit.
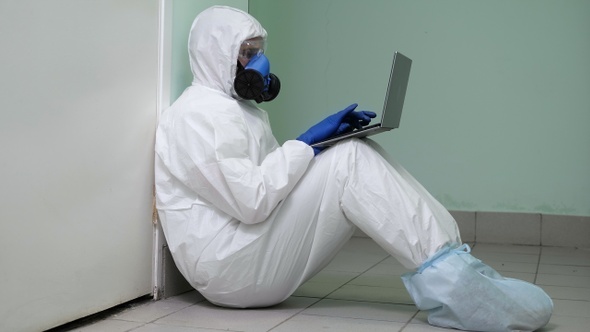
[188,5,265,99]
[154,6,314,307]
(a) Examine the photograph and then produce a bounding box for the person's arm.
[169,110,313,225]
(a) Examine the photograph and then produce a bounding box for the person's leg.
[194,136,458,307]
[314,138,553,331]
[334,139,461,269]
[260,137,462,286]
[195,138,551,331]
[227,137,462,304]
[401,246,553,331]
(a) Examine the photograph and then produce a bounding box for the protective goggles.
[238,38,266,62]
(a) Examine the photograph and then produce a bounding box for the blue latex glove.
[297,103,376,155]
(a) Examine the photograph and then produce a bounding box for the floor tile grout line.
[288,312,420,326]
[265,297,323,332]
[398,309,421,332]
[316,296,418,307]
[125,322,147,332]
[316,252,422,325]
[290,253,421,325]
[321,255,393,300]
[537,262,590,268]
[116,296,210,331]
[551,298,590,303]
[534,246,543,284]
[118,306,195,331]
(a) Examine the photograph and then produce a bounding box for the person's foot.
[402,245,553,331]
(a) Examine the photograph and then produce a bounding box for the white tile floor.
[55,238,590,332]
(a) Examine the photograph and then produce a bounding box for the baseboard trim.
[353,211,590,248]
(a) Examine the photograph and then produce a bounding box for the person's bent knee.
[318,138,375,159]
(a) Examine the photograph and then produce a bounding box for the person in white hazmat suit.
[155,6,553,332]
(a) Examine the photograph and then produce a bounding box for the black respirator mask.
[234,53,281,103]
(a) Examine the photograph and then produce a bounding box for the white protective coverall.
[155,6,552,331]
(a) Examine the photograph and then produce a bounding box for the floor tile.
[408,310,430,325]
[538,314,590,332]
[111,291,202,323]
[501,271,536,283]
[484,260,538,273]
[154,297,318,332]
[292,282,342,298]
[293,270,358,298]
[542,285,590,301]
[402,323,458,331]
[541,246,590,258]
[540,247,590,266]
[132,323,230,332]
[552,299,590,318]
[66,319,144,332]
[348,273,407,288]
[269,314,405,332]
[323,253,387,273]
[339,237,390,256]
[536,274,590,288]
[362,259,412,276]
[323,238,390,274]
[50,238,590,332]
[538,264,590,276]
[375,256,411,266]
[304,270,358,284]
[327,284,414,305]
[472,243,541,255]
[470,252,540,264]
[465,249,540,274]
[303,298,417,323]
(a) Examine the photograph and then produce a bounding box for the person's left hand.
[334,108,377,136]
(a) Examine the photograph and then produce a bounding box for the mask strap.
[236,60,244,74]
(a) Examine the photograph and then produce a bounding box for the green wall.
[171,0,590,216]
[249,0,590,216]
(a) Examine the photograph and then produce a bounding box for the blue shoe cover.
[402,245,553,332]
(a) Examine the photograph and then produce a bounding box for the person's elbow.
[234,195,280,225]
[236,207,272,225]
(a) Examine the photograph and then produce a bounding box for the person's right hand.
[296,104,376,155]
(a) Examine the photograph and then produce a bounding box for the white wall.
[0,1,159,331]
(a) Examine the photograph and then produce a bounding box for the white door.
[0,1,159,331]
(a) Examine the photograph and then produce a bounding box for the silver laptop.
[311,52,412,148]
